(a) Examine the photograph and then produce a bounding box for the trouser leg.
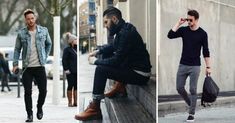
[22,68,33,115]
[176,65,191,106]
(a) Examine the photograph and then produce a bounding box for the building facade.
[79,0,96,53]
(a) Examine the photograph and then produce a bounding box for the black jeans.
[92,65,150,99]
[66,73,77,91]
[22,66,47,115]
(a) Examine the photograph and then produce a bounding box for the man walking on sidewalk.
[167,9,211,122]
[13,9,52,122]
[75,7,152,121]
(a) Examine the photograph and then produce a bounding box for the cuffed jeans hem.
[92,94,104,100]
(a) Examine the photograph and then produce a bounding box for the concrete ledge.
[126,76,156,120]
[159,96,235,117]
[105,94,155,123]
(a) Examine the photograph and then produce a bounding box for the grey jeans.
[176,64,200,115]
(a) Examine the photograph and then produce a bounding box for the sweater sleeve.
[98,43,114,55]
[202,32,210,57]
[167,27,183,39]
[95,30,130,66]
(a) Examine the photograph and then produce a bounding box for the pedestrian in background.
[0,52,11,92]
[62,32,77,107]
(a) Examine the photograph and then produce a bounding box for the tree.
[36,0,77,54]
[0,0,33,35]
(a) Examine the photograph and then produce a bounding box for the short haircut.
[24,9,35,17]
[187,9,199,20]
[103,7,122,20]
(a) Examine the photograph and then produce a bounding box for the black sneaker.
[186,114,194,122]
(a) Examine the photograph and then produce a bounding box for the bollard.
[16,68,20,98]
[63,71,66,98]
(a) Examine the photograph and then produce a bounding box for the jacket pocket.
[21,39,27,48]
[38,34,46,47]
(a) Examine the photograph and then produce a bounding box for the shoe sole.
[186,120,194,122]
[75,115,102,121]
[25,121,33,122]
[105,93,128,98]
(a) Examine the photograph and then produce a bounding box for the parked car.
[45,56,63,79]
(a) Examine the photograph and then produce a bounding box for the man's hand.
[12,66,19,74]
[178,18,187,25]
[206,67,212,76]
[172,18,186,32]
[64,70,71,75]
[89,50,99,57]
[88,56,97,65]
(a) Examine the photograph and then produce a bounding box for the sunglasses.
[185,18,193,22]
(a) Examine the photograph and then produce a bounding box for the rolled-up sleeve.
[95,30,130,66]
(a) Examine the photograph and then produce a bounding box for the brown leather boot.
[75,101,102,121]
[73,90,77,107]
[104,81,127,98]
[67,90,73,107]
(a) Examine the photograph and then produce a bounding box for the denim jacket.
[13,25,52,68]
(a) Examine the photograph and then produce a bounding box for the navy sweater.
[167,26,210,66]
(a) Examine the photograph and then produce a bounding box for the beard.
[27,22,36,28]
[108,20,117,36]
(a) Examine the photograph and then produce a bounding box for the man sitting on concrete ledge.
[75,7,152,121]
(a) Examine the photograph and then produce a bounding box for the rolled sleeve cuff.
[203,51,210,57]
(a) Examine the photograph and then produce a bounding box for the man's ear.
[112,16,119,24]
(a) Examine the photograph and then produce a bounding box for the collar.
[25,25,40,34]
[113,19,125,34]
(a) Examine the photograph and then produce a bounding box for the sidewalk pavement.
[0,79,77,123]
[159,105,235,123]
[79,53,96,93]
